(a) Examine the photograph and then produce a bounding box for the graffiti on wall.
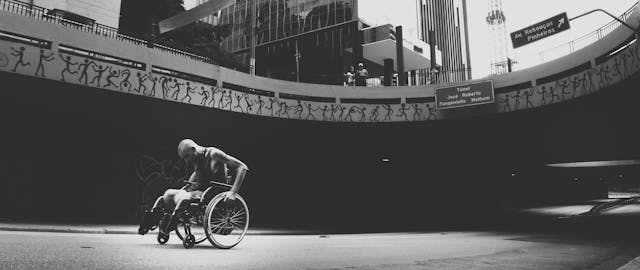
[1,34,639,123]
[135,155,190,209]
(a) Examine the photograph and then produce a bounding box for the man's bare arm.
[212,150,249,198]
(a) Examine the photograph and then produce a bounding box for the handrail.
[508,3,638,72]
[0,0,209,62]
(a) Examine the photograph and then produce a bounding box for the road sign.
[435,81,495,110]
[511,13,571,49]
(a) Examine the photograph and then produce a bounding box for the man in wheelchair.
[138,139,249,237]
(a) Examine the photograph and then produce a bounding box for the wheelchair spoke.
[229,209,245,219]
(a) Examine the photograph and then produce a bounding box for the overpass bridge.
[1,0,640,228]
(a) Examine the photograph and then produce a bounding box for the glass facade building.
[198,0,470,85]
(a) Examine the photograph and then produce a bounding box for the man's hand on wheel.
[223,191,237,202]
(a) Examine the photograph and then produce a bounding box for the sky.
[360,0,638,78]
[466,0,638,78]
[184,0,638,79]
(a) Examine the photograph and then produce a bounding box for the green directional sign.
[511,12,571,49]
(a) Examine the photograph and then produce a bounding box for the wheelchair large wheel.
[175,205,208,245]
[203,193,249,249]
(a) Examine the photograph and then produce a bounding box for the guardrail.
[0,0,214,63]
[507,3,638,72]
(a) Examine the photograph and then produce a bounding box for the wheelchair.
[139,181,249,249]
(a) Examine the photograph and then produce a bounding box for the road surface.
[1,230,639,269]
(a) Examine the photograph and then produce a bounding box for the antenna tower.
[486,0,510,74]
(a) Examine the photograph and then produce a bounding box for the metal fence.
[0,0,214,63]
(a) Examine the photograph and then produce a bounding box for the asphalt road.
[1,230,639,270]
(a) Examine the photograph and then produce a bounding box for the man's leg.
[139,189,180,235]
[158,190,194,235]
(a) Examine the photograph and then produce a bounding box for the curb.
[0,224,324,236]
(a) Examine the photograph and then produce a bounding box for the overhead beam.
[158,0,234,34]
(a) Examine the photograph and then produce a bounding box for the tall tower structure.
[486,0,509,75]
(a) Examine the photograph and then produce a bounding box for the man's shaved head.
[178,139,200,160]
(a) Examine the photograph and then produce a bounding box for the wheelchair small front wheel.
[203,193,249,249]
[157,233,169,245]
[183,234,196,249]
[175,206,207,244]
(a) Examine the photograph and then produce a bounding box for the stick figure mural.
[279,101,291,118]
[524,87,535,109]
[233,93,244,112]
[244,93,254,113]
[135,72,149,94]
[160,76,171,99]
[412,104,423,121]
[34,49,54,77]
[357,106,367,122]
[626,48,638,71]
[211,87,222,107]
[595,67,608,89]
[216,89,226,108]
[549,85,561,104]
[369,106,380,122]
[77,59,96,85]
[170,79,184,101]
[556,79,572,101]
[10,46,31,72]
[255,96,265,115]
[345,106,357,122]
[103,67,120,88]
[181,82,197,104]
[337,104,346,121]
[396,103,409,121]
[513,91,521,110]
[293,100,304,119]
[612,55,624,80]
[90,64,109,86]
[569,76,582,99]
[222,90,233,109]
[317,105,328,120]
[199,86,210,106]
[119,69,132,91]
[537,86,548,106]
[59,54,78,82]
[146,79,158,96]
[383,104,393,121]
[266,97,277,116]
[305,102,317,120]
[619,52,630,79]
[603,65,614,85]
[500,94,512,112]
[426,104,437,120]
[585,71,596,93]
[329,104,337,121]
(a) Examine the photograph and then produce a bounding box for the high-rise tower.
[486,0,510,75]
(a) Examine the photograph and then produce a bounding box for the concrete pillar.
[395,26,405,86]
[428,30,437,84]
[383,58,394,86]
[352,22,364,68]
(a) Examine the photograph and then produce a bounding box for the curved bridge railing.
[0,1,639,123]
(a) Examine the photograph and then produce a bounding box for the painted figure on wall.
[34,49,54,78]
[10,46,31,72]
[59,54,78,82]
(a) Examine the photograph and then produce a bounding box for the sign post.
[435,81,495,110]
[510,13,571,49]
